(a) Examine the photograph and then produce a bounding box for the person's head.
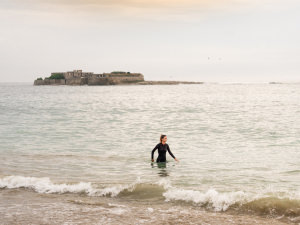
[160,134,167,143]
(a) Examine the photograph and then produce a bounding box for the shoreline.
[33,80,204,86]
[0,189,293,225]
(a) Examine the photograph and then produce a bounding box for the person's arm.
[167,145,179,161]
[151,144,158,162]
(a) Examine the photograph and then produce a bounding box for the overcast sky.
[0,0,299,83]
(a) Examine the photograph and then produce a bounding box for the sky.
[0,0,299,83]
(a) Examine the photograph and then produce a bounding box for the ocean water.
[0,83,299,224]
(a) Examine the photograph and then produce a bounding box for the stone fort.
[34,70,144,85]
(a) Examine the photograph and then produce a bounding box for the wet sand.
[0,189,293,225]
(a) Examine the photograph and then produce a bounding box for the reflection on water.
[151,162,169,177]
[1,84,300,201]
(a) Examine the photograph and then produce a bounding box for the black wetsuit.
[151,143,175,162]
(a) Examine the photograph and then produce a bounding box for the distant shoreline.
[2,81,300,85]
[33,70,204,86]
[33,80,204,86]
[136,80,203,85]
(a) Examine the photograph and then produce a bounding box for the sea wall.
[78,76,144,85]
[34,79,66,85]
[66,78,87,85]
[34,75,144,86]
[106,76,144,85]
[87,77,109,85]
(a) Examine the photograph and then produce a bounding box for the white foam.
[163,188,248,211]
[96,176,142,197]
[0,175,142,197]
[147,207,154,213]
[0,175,96,195]
[156,178,172,189]
[108,207,127,215]
[108,203,126,208]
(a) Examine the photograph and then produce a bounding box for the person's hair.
[160,134,167,143]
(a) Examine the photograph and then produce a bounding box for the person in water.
[151,135,179,162]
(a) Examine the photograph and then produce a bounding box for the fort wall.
[66,78,88,85]
[106,75,144,85]
[88,77,109,85]
[34,79,66,85]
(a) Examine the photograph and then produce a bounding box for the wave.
[1,175,300,219]
[239,197,300,218]
[0,176,96,195]
[163,188,300,219]
[163,188,248,211]
[0,175,148,197]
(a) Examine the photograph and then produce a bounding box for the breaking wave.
[163,188,248,211]
[0,175,142,197]
[1,175,299,219]
[0,175,96,195]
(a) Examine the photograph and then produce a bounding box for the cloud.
[1,0,249,25]
[1,0,241,12]
[4,0,227,7]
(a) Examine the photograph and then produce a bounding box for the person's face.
[162,136,167,142]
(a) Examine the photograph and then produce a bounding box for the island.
[34,70,203,85]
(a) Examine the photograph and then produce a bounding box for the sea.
[0,83,299,225]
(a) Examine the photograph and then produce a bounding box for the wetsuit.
[151,143,175,162]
